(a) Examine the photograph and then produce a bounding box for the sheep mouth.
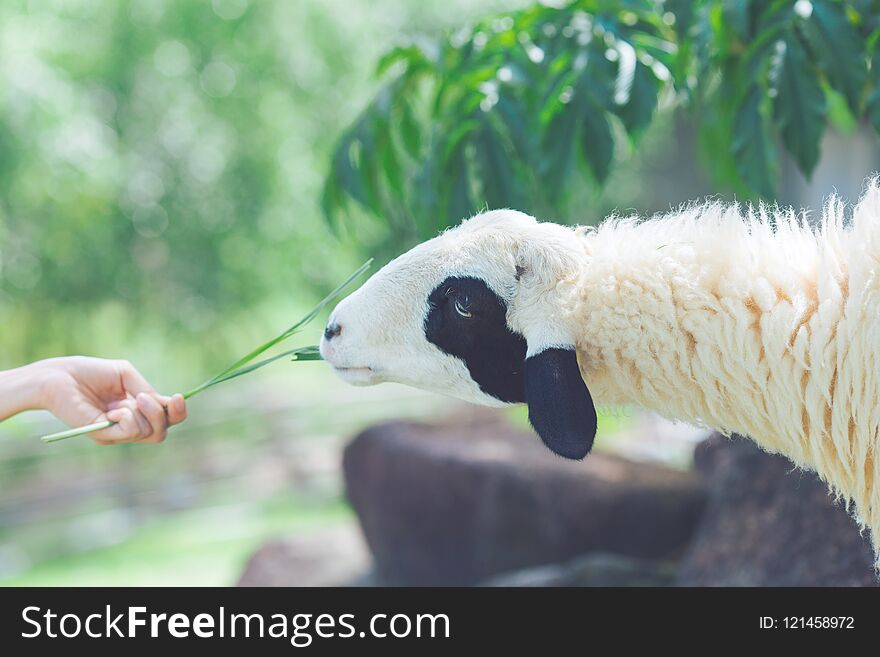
[331,365,377,385]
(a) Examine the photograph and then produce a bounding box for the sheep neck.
[570,209,877,556]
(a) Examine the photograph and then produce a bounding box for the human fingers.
[165,394,187,426]
[90,401,150,444]
[135,392,169,444]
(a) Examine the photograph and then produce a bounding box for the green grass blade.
[195,259,372,388]
[38,260,370,444]
[41,420,114,443]
[182,346,321,398]
[290,346,322,361]
[42,346,323,443]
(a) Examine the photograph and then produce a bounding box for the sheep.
[320,181,880,563]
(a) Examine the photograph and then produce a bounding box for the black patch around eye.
[424,276,527,403]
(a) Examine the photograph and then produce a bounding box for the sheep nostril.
[323,322,342,341]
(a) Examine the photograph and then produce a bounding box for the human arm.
[0,356,186,444]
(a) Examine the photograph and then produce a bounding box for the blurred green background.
[1,0,526,369]
[2,0,877,586]
[0,0,536,586]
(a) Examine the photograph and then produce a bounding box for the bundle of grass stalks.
[41,261,372,443]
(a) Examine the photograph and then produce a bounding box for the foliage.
[0,0,491,364]
[324,0,880,238]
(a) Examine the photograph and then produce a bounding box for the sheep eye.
[454,299,472,318]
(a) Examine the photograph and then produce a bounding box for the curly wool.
[570,182,880,559]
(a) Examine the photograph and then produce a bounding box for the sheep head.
[320,210,597,460]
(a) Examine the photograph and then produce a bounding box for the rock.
[343,412,706,586]
[483,553,677,587]
[677,433,878,586]
[237,522,371,586]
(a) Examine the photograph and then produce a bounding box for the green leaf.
[580,108,615,183]
[540,106,577,199]
[328,132,368,210]
[740,14,790,81]
[186,259,373,397]
[440,117,479,163]
[576,68,615,182]
[799,0,867,116]
[325,0,868,233]
[445,143,475,225]
[772,37,826,176]
[691,3,717,90]
[666,0,695,36]
[868,38,880,135]
[615,60,659,137]
[476,118,520,210]
[379,123,406,201]
[825,85,858,133]
[412,143,442,237]
[494,94,536,162]
[732,86,778,199]
[325,106,388,221]
[399,99,423,158]
[204,345,321,390]
[376,45,429,77]
[722,0,751,40]
[291,347,323,361]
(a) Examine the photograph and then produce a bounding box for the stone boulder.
[343,413,706,586]
[483,553,677,587]
[237,523,371,587]
[677,433,877,586]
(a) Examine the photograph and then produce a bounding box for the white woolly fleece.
[324,182,880,563]
[570,183,880,562]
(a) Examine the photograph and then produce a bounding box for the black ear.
[525,347,597,460]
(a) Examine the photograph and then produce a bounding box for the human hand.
[30,356,187,444]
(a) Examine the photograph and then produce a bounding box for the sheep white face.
[320,209,599,459]
[319,211,531,407]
